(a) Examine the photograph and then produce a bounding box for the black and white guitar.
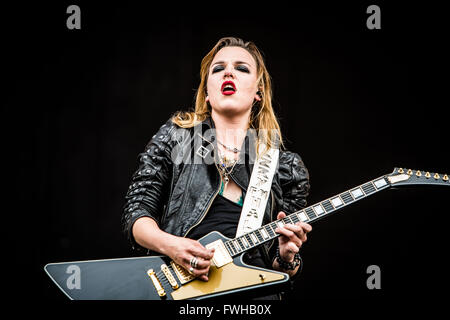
[45,167,449,300]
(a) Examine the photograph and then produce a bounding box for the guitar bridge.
[170,261,195,284]
[147,269,166,298]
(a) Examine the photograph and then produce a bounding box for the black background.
[4,0,449,313]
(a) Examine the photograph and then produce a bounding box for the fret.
[350,187,364,199]
[305,207,316,219]
[237,239,244,252]
[276,220,285,229]
[269,222,279,233]
[250,232,259,245]
[231,242,238,255]
[298,210,309,222]
[260,228,269,239]
[313,204,325,216]
[373,177,388,189]
[290,213,300,223]
[242,237,250,248]
[245,234,254,247]
[283,216,294,225]
[265,224,275,237]
[225,241,235,255]
[330,196,344,208]
[362,182,376,195]
[341,191,354,204]
[254,229,264,242]
[233,240,242,252]
[321,200,334,212]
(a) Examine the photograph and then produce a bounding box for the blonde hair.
[172,37,283,152]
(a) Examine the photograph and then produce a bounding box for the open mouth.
[221,81,236,95]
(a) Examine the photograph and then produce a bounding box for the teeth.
[223,85,234,90]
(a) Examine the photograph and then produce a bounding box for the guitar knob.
[434,173,440,179]
[443,174,449,181]
[425,172,431,178]
[416,170,422,177]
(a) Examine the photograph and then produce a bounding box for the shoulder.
[278,150,309,185]
[148,117,186,145]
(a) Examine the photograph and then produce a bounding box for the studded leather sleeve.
[122,119,176,250]
[278,151,310,214]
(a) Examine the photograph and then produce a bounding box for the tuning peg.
[434,173,440,179]
[425,172,431,178]
[407,169,413,175]
[398,168,404,174]
[444,174,449,182]
[416,170,422,177]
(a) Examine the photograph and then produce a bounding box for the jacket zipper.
[183,174,222,238]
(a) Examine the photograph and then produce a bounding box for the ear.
[255,90,262,101]
[205,95,209,102]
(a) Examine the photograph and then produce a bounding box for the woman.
[122,37,311,299]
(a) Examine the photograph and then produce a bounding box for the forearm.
[132,216,179,257]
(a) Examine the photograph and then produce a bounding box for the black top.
[188,194,270,270]
[188,194,242,240]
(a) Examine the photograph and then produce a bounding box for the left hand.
[275,211,312,263]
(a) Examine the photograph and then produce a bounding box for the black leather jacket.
[122,117,310,263]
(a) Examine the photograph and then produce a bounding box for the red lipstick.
[221,81,236,95]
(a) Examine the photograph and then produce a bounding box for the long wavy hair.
[171,37,283,153]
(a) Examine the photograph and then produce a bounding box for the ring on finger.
[188,267,194,274]
[190,256,198,269]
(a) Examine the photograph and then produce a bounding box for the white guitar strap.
[235,144,279,237]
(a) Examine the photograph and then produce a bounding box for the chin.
[214,102,251,116]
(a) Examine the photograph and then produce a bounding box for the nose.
[223,65,234,79]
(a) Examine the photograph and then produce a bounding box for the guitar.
[45,167,449,300]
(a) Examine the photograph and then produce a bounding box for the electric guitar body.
[45,231,289,300]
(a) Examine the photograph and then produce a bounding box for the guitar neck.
[224,175,391,258]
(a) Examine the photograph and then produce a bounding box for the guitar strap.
[235,144,279,237]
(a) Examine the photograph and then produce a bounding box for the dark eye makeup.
[236,65,250,73]
[212,65,224,73]
[211,64,250,74]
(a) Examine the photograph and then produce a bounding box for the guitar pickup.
[161,264,179,289]
[206,239,233,268]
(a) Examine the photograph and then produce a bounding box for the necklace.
[216,148,238,185]
[217,139,241,153]
[215,147,243,205]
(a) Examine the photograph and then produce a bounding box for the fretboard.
[224,174,390,258]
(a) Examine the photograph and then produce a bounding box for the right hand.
[167,236,215,281]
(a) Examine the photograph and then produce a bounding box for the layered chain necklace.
[215,138,244,206]
[216,139,240,185]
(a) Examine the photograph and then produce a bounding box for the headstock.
[387,167,449,187]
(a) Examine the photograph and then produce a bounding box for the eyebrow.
[212,60,252,67]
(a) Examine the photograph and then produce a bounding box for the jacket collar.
[196,116,254,190]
